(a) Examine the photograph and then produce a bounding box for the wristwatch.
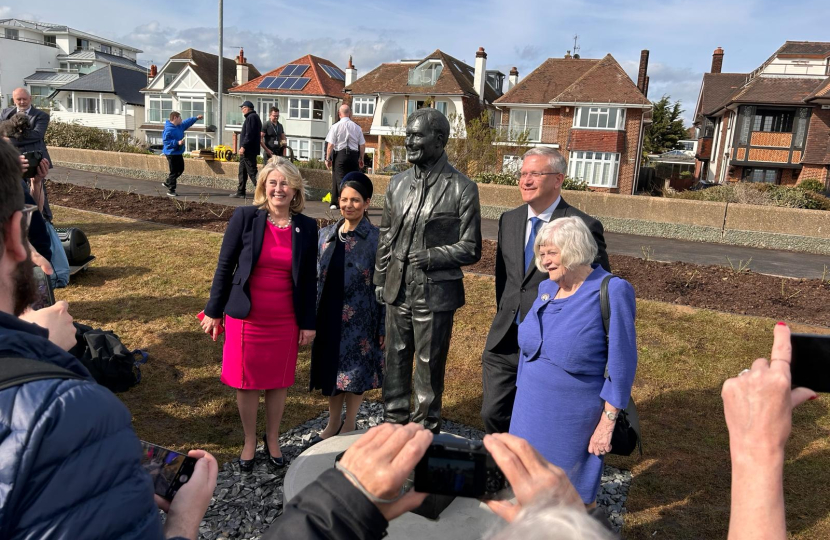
[603,409,618,421]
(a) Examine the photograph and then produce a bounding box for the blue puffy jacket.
[162,117,199,156]
[0,312,166,539]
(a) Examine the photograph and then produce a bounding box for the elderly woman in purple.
[509,216,637,507]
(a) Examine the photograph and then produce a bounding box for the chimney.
[637,50,649,94]
[507,67,519,91]
[148,64,158,82]
[345,55,357,86]
[236,48,249,85]
[473,46,487,104]
[644,76,649,98]
[711,47,724,74]
[564,50,572,59]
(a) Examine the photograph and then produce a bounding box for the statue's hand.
[408,250,429,270]
[375,286,385,305]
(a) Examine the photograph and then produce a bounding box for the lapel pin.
[295,227,300,233]
[541,293,550,301]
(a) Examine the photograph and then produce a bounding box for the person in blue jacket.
[0,138,216,539]
[162,111,203,197]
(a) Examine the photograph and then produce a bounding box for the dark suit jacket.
[204,206,318,330]
[1,106,52,167]
[483,197,610,352]
[374,153,482,312]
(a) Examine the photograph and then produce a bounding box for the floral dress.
[309,217,385,396]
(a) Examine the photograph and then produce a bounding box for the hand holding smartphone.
[791,333,830,393]
[197,310,224,340]
[140,441,198,501]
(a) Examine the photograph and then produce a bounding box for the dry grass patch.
[53,207,830,540]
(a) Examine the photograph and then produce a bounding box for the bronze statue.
[374,108,482,433]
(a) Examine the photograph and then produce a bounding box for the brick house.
[693,43,830,187]
[492,51,653,194]
[344,47,503,168]
[230,53,347,161]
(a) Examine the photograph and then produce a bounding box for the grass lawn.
[53,206,830,540]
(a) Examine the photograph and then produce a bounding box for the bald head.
[339,104,351,118]
[12,88,31,111]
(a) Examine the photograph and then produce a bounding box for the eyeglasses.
[21,204,37,228]
[514,171,562,180]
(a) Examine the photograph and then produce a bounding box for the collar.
[325,216,372,241]
[527,195,561,223]
[17,106,31,115]
[413,151,448,180]
[0,310,49,339]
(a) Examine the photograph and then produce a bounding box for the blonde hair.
[534,217,598,272]
[254,157,307,213]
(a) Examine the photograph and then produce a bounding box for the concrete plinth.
[283,430,504,539]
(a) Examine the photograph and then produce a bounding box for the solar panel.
[278,78,295,89]
[293,65,309,76]
[321,65,345,80]
[291,77,310,90]
[280,64,297,76]
[257,76,276,89]
[269,77,287,89]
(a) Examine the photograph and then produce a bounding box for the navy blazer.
[204,206,318,330]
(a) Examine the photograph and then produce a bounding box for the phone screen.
[791,333,830,393]
[30,266,54,310]
[139,441,196,500]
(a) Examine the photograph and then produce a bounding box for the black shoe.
[310,422,343,446]
[239,457,254,473]
[229,193,245,199]
[262,434,286,469]
[166,191,178,197]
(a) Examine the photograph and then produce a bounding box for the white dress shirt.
[325,117,366,151]
[525,196,561,245]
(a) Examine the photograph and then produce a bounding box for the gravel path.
[195,402,631,539]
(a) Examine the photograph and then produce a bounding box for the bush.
[665,181,830,210]
[475,172,517,186]
[562,176,589,191]
[680,170,694,179]
[797,179,826,193]
[45,121,148,154]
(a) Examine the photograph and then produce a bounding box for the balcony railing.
[381,113,405,129]
[226,111,245,126]
[0,34,57,47]
[496,124,559,144]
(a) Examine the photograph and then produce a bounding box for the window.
[100,44,111,54]
[407,100,427,115]
[436,101,448,116]
[502,155,521,173]
[702,117,715,138]
[353,97,375,116]
[288,99,324,120]
[179,97,209,125]
[5,28,19,40]
[793,108,810,149]
[77,98,98,113]
[257,99,279,119]
[145,131,163,145]
[288,139,310,160]
[44,35,56,47]
[76,38,89,51]
[148,94,173,123]
[66,94,73,111]
[184,133,212,153]
[312,141,325,160]
[509,109,543,141]
[392,146,407,163]
[101,98,116,114]
[408,61,443,86]
[568,151,620,188]
[742,168,779,183]
[752,109,793,133]
[573,107,626,130]
[163,73,175,87]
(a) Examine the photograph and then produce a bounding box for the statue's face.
[405,117,442,165]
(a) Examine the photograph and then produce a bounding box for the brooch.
[295,227,300,233]
[541,293,550,301]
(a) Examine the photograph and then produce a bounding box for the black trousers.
[164,155,185,191]
[331,149,360,206]
[480,323,520,434]
[237,153,259,195]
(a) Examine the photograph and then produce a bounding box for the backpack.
[56,227,92,266]
[69,323,148,393]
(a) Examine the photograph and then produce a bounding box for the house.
[493,50,653,194]
[140,48,261,152]
[230,54,348,161]
[345,47,504,167]
[0,18,143,109]
[48,64,147,139]
[693,43,830,187]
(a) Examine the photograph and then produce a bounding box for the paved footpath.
[51,166,829,280]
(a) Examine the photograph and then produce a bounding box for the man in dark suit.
[481,147,610,434]
[374,108,482,433]
[1,88,51,167]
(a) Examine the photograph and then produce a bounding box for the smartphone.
[139,441,198,501]
[413,434,509,500]
[22,151,43,179]
[30,266,54,310]
[791,333,830,393]
[197,310,224,337]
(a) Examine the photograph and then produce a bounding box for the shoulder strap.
[600,274,615,379]
[0,357,84,392]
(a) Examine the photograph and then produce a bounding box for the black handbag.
[600,274,643,456]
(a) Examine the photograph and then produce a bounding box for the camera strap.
[0,357,84,392]
[335,461,411,504]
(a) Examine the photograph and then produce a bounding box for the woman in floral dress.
[309,172,384,443]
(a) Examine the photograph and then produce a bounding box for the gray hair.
[523,147,567,175]
[487,503,615,540]
[534,217,598,272]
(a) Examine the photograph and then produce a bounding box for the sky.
[4,0,830,125]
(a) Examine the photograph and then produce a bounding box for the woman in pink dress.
[201,158,318,472]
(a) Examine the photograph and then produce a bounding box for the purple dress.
[509,266,637,503]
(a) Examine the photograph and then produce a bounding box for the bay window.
[179,97,209,125]
[148,94,173,123]
[289,99,325,120]
[573,107,626,130]
[353,97,375,116]
[568,151,620,188]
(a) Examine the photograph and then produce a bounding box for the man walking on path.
[325,104,365,209]
[232,101,262,198]
[480,147,611,434]
[161,111,202,197]
[260,107,286,160]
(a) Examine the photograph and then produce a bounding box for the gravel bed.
[183,401,631,539]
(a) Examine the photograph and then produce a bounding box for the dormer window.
[408,60,443,86]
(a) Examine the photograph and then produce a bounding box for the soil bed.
[49,181,830,327]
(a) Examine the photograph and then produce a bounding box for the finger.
[348,423,394,452]
[154,494,171,513]
[377,423,423,461]
[390,428,432,470]
[55,300,69,312]
[382,490,429,520]
[770,323,793,373]
[751,357,769,371]
[492,433,549,476]
[484,434,531,487]
[792,387,817,408]
[187,449,207,459]
[212,326,219,341]
[485,499,520,522]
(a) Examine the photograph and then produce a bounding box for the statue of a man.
[374,108,482,433]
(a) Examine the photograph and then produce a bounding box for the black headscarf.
[340,171,373,201]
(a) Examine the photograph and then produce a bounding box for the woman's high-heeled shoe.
[262,433,285,469]
[309,422,343,446]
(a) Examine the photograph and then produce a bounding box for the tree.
[445,111,529,178]
[644,95,687,155]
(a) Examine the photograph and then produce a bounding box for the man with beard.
[0,139,217,539]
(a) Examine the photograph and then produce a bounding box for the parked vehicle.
[378,162,411,175]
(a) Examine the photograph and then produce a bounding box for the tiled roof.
[805,77,830,101]
[730,77,821,106]
[168,48,261,93]
[802,108,830,165]
[231,55,347,98]
[776,41,830,56]
[54,64,147,105]
[23,70,79,85]
[495,55,649,106]
[698,73,748,116]
[346,49,500,104]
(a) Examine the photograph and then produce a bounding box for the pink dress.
[221,223,299,389]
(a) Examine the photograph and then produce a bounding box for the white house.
[140,48,260,152]
[0,18,143,109]
[49,64,147,140]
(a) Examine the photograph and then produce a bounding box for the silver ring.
[738,369,751,377]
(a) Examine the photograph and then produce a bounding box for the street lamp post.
[217,0,224,146]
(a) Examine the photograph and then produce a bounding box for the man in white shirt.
[325,104,365,209]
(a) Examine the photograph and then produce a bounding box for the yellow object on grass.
[322,192,332,203]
